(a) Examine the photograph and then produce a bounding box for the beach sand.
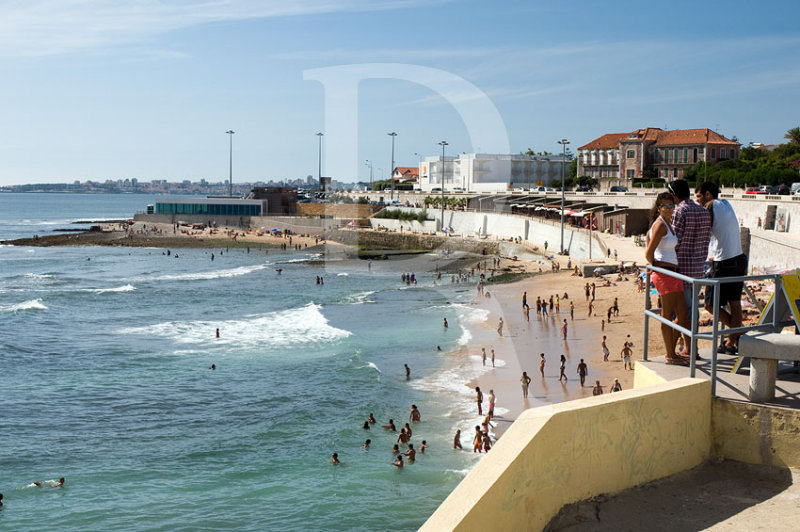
[461,266,647,438]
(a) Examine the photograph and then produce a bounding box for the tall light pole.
[439,141,448,230]
[557,139,570,254]
[226,130,235,197]
[316,132,324,190]
[388,132,397,201]
[365,160,373,191]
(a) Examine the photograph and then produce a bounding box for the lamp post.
[557,138,570,254]
[365,160,374,192]
[388,132,397,201]
[316,132,324,190]
[226,130,235,197]
[439,141,448,230]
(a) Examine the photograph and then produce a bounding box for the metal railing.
[642,266,794,396]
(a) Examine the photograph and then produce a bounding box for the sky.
[0,0,798,186]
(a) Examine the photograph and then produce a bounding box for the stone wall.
[325,228,499,255]
[296,203,377,219]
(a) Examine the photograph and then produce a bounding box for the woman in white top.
[645,192,690,366]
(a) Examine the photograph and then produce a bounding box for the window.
[626,149,635,158]
[664,149,669,163]
[711,148,716,159]
[683,148,688,163]
[693,148,698,162]
[626,169,635,178]
[721,148,727,159]
[673,168,679,178]
[673,148,678,162]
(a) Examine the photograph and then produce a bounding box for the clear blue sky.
[0,0,798,185]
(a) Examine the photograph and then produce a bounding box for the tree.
[785,127,800,145]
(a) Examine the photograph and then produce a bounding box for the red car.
[745,186,767,194]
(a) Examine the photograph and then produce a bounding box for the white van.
[791,182,800,194]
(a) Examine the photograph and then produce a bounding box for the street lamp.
[316,132,324,190]
[226,130,235,197]
[365,159,373,191]
[557,138,570,254]
[439,141,448,230]
[388,132,397,201]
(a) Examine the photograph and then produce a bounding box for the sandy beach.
[460,263,647,438]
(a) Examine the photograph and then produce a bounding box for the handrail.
[643,265,793,396]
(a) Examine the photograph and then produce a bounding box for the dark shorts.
[706,254,748,306]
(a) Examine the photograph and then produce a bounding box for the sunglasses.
[658,203,675,209]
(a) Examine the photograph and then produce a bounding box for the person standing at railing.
[696,181,747,354]
[646,192,690,366]
[669,179,711,343]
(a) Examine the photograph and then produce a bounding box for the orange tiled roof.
[578,133,628,150]
[395,167,418,175]
[580,128,738,150]
[653,128,739,146]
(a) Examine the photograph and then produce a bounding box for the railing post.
[711,282,721,397]
[643,270,651,361]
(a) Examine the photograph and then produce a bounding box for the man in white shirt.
[696,182,748,353]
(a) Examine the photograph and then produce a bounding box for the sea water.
[0,193,490,531]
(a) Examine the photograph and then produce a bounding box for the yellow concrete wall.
[420,378,711,532]
[633,361,668,388]
[712,399,800,468]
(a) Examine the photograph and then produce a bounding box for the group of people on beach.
[519,351,625,399]
[645,180,747,364]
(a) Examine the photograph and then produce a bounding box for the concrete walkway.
[546,460,800,531]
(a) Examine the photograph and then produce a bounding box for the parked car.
[745,186,767,194]
[775,185,791,195]
[533,186,555,192]
[609,185,628,192]
[575,185,593,192]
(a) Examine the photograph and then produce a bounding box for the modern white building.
[418,153,570,193]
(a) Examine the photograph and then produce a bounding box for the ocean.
[0,193,495,531]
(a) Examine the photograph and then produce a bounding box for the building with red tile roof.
[578,128,740,187]
[392,167,419,183]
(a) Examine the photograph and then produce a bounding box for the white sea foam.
[337,272,348,276]
[339,290,376,305]
[24,273,55,279]
[1,299,48,312]
[86,284,136,293]
[132,263,271,282]
[365,362,381,373]
[118,302,351,349]
[457,326,472,346]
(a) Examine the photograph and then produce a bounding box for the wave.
[337,272,348,276]
[278,254,324,264]
[24,273,55,280]
[132,263,271,282]
[118,302,351,349]
[1,299,48,312]
[365,362,381,373]
[86,284,136,293]
[339,290,376,305]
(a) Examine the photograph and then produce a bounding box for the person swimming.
[367,413,376,424]
[361,439,371,450]
[33,477,65,488]
[331,453,340,465]
[382,419,396,431]
[362,421,370,430]
[420,440,428,453]
[392,455,404,468]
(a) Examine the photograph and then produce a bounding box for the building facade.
[578,128,740,186]
[418,153,570,193]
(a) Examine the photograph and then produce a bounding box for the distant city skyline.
[0,0,798,186]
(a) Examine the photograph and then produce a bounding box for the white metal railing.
[643,266,794,396]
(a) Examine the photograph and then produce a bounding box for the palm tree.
[785,127,800,144]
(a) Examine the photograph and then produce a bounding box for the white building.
[418,153,570,193]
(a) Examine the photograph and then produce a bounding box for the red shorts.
[652,271,683,295]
